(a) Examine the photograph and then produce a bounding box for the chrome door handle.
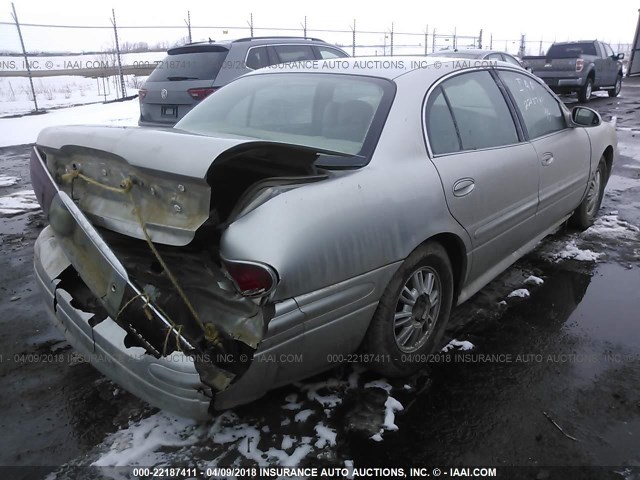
[453,178,475,197]
[542,153,554,166]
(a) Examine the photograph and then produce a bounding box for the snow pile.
[314,423,337,448]
[586,214,640,238]
[0,190,40,216]
[92,412,203,467]
[0,175,20,187]
[442,339,475,352]
[551,240,603,262]
[0,99,139,147]
[508,288,530,298]
[364,380,404,442]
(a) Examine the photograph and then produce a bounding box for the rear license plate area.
[161,106,178,118]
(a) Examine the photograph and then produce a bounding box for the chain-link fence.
[0,6,635,114]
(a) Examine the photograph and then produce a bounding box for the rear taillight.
[138,88,147,100]
[576,59,584,72]
[187,87,217,101]
[222,260,278,297]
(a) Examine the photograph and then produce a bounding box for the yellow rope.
[64,169,221,349]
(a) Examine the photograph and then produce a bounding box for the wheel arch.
[414,232,467,304]
[602,145,614,180]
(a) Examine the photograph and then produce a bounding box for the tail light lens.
[576,59,584,72]
[187,87,217,101]
[222,260,278,297]
[138,88,147,100]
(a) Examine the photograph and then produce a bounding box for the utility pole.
[432,28,436,53]
[110,9,126,100]
[11,2,38,112]
[490,33,493,50]
[478,29,483,49]
[425,25,428,55]
[302,16,307,38]
[390,22,394,56]
[519,34,526,58]
[453,27,457,50]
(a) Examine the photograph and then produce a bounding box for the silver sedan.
[31,57,617,418]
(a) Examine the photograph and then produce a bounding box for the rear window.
[546,43,596,58]
[147,50,229,82]
[176,73,394,156]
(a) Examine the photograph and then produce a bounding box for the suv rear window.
[546,43,596,58]
[147,48,229,82]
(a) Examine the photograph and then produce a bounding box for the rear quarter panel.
[220,68,471,301]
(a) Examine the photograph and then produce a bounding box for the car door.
[425,70,540,285]
[602,42,618,85]
[497,69,591,231]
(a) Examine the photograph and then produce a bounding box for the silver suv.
[138,36,349,127]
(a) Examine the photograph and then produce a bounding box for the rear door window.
[273,45,316,63]
[147,49,229,81]
[316,46,348,59]
[438,71,519,151]
[546,42,597,57]
[425,87,461,155]
[245,46,268,69]
[498,70,566,139]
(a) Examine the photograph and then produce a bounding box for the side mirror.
[572,106,601,127]
[617,53,625,60]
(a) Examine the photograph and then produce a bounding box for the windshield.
[175,73,394,156]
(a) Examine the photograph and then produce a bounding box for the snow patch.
[442,339,475,352]
[508,288,530,298]
[552,240,603,262]
[0,175,19,187]
[294,409,314,423]
[524,275,544,286]
[314,423,337,448]
[363,379,392,392]
[0,190,40,215]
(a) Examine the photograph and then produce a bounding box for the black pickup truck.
[523,40,624,102]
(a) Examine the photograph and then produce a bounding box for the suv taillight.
[222,260,278,297]
[187,87,217,100]
[576,59,584,72]
[138,88,147,100]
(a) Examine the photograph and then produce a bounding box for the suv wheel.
[578,77,593,103]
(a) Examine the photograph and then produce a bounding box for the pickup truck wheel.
[578,78,593,102]
[570,157,606,230]
[360,242,454,377]
[608,75,622,97]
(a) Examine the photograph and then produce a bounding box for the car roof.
[245,55,520,81]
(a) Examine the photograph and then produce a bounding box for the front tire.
[578,77,593,103]
[360,242,454,377]
[608,74,622,97]
[570,158,606,230]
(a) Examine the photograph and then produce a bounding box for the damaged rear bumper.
[34,226,212,419]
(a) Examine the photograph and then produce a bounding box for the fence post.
[185,11,192,43]
[390,22,394,56]
[424,25,428,55]
[539,38,543,55]
[249,13,254,38]
[302,16,307,38]
[351,19,356,57]
[490,33,493,50]
[519,34,526,57]
[110,9,127,100]
[432,28,436,53]
[453,27,457,50]
[478,29,483,49]
[10,2,38,112]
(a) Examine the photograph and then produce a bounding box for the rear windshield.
[176,73,394,156]
[147,50,229,82]
[546,43,596,58]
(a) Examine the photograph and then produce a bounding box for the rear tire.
[608,74,622,97]
[578,77,593,103]
[570,157,606,230]
[360,242,454,377]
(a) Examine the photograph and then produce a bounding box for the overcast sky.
[1,0,638,53]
